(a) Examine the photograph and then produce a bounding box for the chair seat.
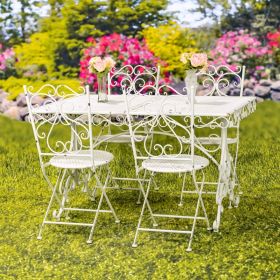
[142,154,209,173]
[196,137,237,145]
[49,150,113,169]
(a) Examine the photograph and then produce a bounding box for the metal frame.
[24,84,119,243]
[180,65,246,219]
[93,65,161,196]
[31,89,256,240]
[123,82,214,251]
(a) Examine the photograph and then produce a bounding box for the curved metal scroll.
[197,65,245,96]
[24,84,93,161]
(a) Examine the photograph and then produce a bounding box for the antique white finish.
[196,65,245,96]
[34,93,256,233]
[94,65,161,196]
[179,65,246,212]
[122,84,212,251]
[34,94,255,117]
[25,84,119,243]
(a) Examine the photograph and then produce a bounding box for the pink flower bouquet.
[88,56,116,76]
[180,53,208,72]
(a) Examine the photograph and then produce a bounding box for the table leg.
[213,123,232,232]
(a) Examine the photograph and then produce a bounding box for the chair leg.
[87,170,120,244]
[132,172,157,248]
[101,168,120,223]
[38,170,62,240]
[186,190,200,252]
[194,172,211,230]
[87,188,104,244]
[186,171,210,252]
[137,173,158,226]
[178,173,187,207]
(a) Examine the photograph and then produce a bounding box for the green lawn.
[0,101,279,279]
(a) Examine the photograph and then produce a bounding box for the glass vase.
[97,74,108,103]
[185,69,197,103]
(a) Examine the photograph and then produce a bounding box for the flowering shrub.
[210,30,271,79]
[267,30,280,76]
[143,24,199,79]
[0,44,16,79]
[267,30,280,48]
[79,33,170,93]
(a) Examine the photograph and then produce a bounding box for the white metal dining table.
[34,94,257,231]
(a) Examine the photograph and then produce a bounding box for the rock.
[197,84,205,91]
[254,85,271,97]
[271,90,280,101]
[219,86,231,95]
[196,88,210,96]
[243,88,255,96]
[259,79,272,86]
[30,95,44,105]
[3,106,21,120]
[0,91,8,102]
[271,81,280,91]
[19,106,29,119]
[247,78,257,89]
[24,115,30,122]
[16,94,27,107]
[256,97,264,103]
[231,88,242,96]
[0,99,16,112]
[170,81,185,93]
[243,80,250,88]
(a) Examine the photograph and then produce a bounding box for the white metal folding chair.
[123,83,212,252]
[25,84,119,243]
[92,65,161,199]
[95,64,160,145]
[180,65,245,210]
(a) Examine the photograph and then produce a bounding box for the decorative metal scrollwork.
[197,65,245,96]
[25,84,91,155]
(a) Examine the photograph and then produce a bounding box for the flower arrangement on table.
[180,53,208,98]
[88,56,116,102]
[180,52,208,72]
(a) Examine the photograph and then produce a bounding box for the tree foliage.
[189,0,280,36]
[0,0,44,45]
[13,0,171,78]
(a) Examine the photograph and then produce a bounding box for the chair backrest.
[196,65,245,96]
[108,64,161,95]
[122,82,196,174]
[24,84,94,168]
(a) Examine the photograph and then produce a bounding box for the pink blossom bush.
[267,30,280,48]
[0,44,16,78]
[267,30,280,75]
[210,30,271,79]
[79,33,170,93]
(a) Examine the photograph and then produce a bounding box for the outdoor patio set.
[24,64,256,252]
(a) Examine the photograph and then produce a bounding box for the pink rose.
[93,60,106,72]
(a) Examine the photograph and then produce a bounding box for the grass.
[0,100,279,279]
